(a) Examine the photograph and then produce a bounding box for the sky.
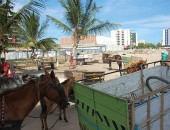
[14,0,170,44]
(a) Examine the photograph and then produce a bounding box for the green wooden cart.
[74,61,170,130]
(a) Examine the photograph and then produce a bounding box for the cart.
[74,54,93,65]
[73,61,170,130]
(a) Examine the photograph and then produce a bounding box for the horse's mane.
[0,78,19,90]
[0,78,37,95]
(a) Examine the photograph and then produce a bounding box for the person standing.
[0,58,13,78]
[69,53,75,69]
[161,51,168,66]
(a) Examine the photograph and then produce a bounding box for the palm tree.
[0,0,45,58]
[18,12,57,59]
[47,0,120,56]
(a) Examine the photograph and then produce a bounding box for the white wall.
[96,35,123,51]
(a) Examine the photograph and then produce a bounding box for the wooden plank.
[134,85,170,102]
[129,100,135,130]
[147,96,151,130]
[160,92,164,130]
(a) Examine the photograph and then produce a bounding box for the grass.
[8,59,36,66]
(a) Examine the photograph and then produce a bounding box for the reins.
[28,103,59,118]
[27,104,64,130]
[0,95,5,127]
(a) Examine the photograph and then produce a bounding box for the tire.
[146,76,170,92]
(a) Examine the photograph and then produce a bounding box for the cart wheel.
[79,61,85,65]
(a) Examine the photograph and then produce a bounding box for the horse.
[41,76,75,129]
[0,70,69,130]
[102,53,123,76]
[126,60,147,74]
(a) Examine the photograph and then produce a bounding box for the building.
[60,29,137,52]
[60,35,123,52]
[131,33,138,46]
[138,40,146,44]
[111,29,137,49]
[60,35,97,48]
[163,28,170,46]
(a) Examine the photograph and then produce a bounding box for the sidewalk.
[22,104,80,130]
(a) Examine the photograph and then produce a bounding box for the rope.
[28,104,58,118]
[27,105,64,130]
[49,110,64,130]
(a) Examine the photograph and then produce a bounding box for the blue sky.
[14,0,170,44]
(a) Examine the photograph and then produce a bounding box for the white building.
[111,29,131,48]
[96,36,123,51]
[163,28,170,46]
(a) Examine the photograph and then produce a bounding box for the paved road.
[22,103,80,130]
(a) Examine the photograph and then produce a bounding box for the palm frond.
[47,15,72,34]
[89,21,120,35]
[38,18,49,39]
[5,0,45,31]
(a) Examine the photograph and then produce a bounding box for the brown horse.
[126,60,147,74]
[40,75,75,129]
[102,53,123,75]
[0,70,69,130]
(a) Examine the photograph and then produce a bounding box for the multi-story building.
[163,28,170,46]
[111,29,137,49]
[131,33,138,46]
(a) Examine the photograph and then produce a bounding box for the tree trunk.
[42,51,45,57]
[26,48,29,60]
[72,36,79,57]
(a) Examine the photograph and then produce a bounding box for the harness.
[0,75,69,129]
[0,95,23,130]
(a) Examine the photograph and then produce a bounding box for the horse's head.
[38,70,69,109]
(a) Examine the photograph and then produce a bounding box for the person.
[0,58,13,78]
[161,51,168,65]
[69,53,75,69]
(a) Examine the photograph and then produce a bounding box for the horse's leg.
[109,61,112,70]
[63,108,69,123]
[118,61,122,76]
[40,113,48,130]
[44,114,48,130]
[59,108,62,120]
[40,114,44,130]
[40,98,48,130]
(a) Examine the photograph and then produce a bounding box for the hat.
[161,51,165,53]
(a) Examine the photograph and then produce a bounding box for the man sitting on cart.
[0,58,13,78]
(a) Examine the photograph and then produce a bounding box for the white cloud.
[121,15,170,28]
